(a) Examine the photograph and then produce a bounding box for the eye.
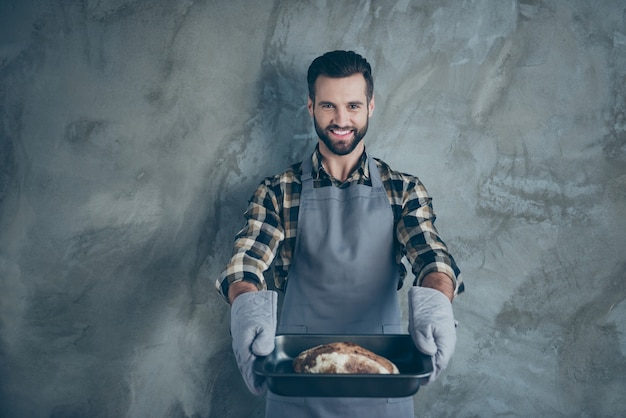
[349,104,361,110]
[321,103,334,109]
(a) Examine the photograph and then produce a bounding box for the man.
[216,50,463,417]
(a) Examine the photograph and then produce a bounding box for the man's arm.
[216,179,285,303]
[393,174,460,384]
[228,281,259,304]
[421,271,455,302]
[218,181,285,396]
[394,175,463,298]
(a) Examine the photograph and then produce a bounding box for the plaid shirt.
[216,147,463,301]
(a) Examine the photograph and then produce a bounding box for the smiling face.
[308,74,375,156]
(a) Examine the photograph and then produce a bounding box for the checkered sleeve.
[395,175,463,295]
[216,179,285,301]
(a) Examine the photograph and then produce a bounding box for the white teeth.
[333,129,351,135]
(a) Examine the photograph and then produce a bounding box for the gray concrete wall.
[1,0,625,417]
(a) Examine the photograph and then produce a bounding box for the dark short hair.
[307,50,374,103]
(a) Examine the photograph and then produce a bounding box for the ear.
[368,95,375,117]
[307,97,314,116]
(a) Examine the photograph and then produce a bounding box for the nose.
[334,107,349,126]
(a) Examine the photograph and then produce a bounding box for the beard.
[313,116,369,156]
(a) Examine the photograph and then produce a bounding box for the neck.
[318,142,365,182]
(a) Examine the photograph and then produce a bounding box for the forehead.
[313,74,368,102]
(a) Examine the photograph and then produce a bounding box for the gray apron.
[265,155,414,417]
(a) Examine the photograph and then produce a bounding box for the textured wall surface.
[1,1,625,417]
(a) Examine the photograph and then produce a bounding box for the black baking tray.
[253,334,432,397]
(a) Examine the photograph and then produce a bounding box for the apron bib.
[265,155,414,417]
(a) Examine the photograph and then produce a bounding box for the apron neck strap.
[300,151,383,189]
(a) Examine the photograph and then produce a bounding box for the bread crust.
[293,342,399,374]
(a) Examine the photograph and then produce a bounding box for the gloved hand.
[408,286,456,384]
[230,290,277,395]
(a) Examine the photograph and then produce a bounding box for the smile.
[329,128,354,137]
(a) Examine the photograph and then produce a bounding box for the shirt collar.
[310,145,370,181]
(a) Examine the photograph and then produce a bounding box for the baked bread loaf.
[293,342,399,374]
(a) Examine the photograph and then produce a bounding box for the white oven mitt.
[230,290,277,396]
[408,286,456,384]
